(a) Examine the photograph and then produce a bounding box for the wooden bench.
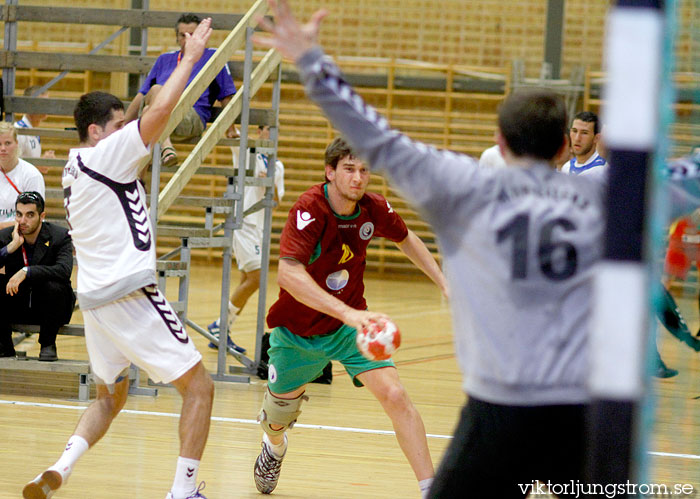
[1,324,91,401]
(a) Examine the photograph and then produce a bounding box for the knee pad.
[258,386,309,436]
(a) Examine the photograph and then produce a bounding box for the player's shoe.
[254,439,286,494]
[165,481,208,499]
[207,320,246,354]
[22,468,66,499]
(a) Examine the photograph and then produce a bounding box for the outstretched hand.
[253,0,328,61]
[181,17,213,64]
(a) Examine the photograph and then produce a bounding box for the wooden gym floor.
[0,264,698,498]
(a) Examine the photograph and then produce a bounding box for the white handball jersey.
[0,158,45,223]
[62,121,154,310]
[14,115,41,158]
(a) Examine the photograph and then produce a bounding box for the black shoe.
[0,342,16,357]
[654,364,678,379]
[39,344,58,362]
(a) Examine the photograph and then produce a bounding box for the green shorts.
[171,107,205,142]
[267,325,395,394]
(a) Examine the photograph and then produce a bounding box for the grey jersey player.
[253,3,700,497]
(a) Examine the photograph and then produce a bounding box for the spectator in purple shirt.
[125,12,237,166]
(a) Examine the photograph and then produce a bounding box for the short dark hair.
[324,137,357,182]
[572,111,600,135]
[74,91,124,142]
[16,191,44,214]
[498,90,567,162]
[176,13,201,31]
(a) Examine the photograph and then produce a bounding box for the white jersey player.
[207,125,285,353]
[23,18,215,499]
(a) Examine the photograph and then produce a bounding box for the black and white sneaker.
[254,438,286,494]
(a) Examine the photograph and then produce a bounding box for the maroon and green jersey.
[267,183,408,337]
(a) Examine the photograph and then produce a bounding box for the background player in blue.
[23,19,215,499]
[561,111,607,175]
[253,137,448,497]
[124,13,237,166]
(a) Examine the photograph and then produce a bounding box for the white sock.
[419,477,433,499]
[227,302,240,329]
[50,435,89,481]
[263,432,287,458]
[170,456,200,499]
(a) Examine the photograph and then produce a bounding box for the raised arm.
[139,18,213,147]
[277,258,388,332]
[395,229,449,299]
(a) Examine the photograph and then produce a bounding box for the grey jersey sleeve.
[297,47,484,230]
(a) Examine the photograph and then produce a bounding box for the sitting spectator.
[0,123,45,229]
[14,85,56,162]
[0,191,75,361]
[124,12,237,166]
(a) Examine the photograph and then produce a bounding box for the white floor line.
[2,399,699,461]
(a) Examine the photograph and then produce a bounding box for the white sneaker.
[22,467,67,499]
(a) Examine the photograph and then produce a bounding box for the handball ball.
[356,319,401,361]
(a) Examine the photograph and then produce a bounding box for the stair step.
[156,225,216,238]
[12,324,85,337]
[156,260,188,272]
[175,196,235,209]
[0,357,90,374]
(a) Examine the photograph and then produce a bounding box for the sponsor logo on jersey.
[326,269,350,291]
[386,200,394,213]
[338,244,354,264]
[359,221,374,240]
[296,210,316,230]
[269,364,277,383]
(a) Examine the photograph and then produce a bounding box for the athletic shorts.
[430,397,586,498]
[267,325,395,394]
[232,222,263,272]
[171,107,205,142]
[83,286,202,385]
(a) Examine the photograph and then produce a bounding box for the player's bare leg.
[23,377,130,498]
[357,367,434,487]
[171,361,215,459]
[231,268,261,311]
[166,361,214,499]
[208,269,260,353]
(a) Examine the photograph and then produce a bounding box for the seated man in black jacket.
[0,191,75,361]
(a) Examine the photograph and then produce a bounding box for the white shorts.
[232,222,263,272]
[83,286,202,385]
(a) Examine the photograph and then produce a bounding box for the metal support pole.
[3,0,18,122]
[253,63,282,366]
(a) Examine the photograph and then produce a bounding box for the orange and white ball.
[356,319,401,361]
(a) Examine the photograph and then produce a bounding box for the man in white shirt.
[23,19,215,499]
